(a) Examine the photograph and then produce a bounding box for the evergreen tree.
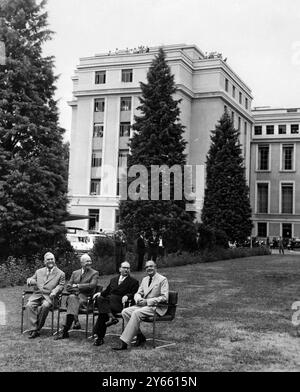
[0,0,69,257]
[119,48,196,251]
[201,110,252,243]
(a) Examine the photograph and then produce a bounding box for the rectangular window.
[258,145,269,170]
[239,92,242,104]
[90,179,101,195]
[118,149,129,167]
[266,125,274,135]
[231,111,234,123]
[121,69,133,83]
[93,123,104,138]
[245,97,249,110]
[91,150,102,167]
[254,125,262,135]
[95,71,106,84]
[224,105,227,112]
[120,97,132,111]
[94,98,105,112]
[257,183,268,213]
[238,117,241,130]
[291,124,299,134]
[282,145,294,170]
[281,183,293,214]
[88,209,99,231]
[257,222,267,237]
[225,78,229,92]
[282,223,292,238]
[278,125,286,134]
[120,122,131,137]
[232,85,236,98]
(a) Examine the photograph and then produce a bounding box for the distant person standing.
[136,232,146,271]
[114,230,127,273]
[147,229,159,262]
[278,236,285,255]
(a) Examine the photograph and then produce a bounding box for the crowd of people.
[24,251,169,350]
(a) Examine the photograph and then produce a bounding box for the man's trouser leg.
[120,306,155,345]
[63,294,81,331]
[25,295,43,332]
[94,314,109,339]
[37,299,51,331]
[137,252,144,271]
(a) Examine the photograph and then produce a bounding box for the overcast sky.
[43,0,300,141]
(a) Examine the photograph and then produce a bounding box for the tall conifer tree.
[119,48,196,250]
[201,111,252,243]
[0,0,68,257]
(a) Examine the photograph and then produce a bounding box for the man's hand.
[26,278,32,286]
[122,295,128,305]
[93,292,101,300]
[72,284,79,288]
[137,299,147,306]
[49,292,56,299]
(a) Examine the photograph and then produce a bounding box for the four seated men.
[24,252,169,349]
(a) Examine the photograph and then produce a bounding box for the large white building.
[250,107,300,240]
[68,44,253,232]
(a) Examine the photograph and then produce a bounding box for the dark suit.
[65,268,99,316]
[137,236,146,271]
[147,235,160,262]
[94,275,139,339]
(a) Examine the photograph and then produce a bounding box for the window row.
[225,78,249,110]
[257,144,295,171]
[256,182,294,214]
[91,149,129,168]
[95,69,133,84]
[256,222,293,238]
[93,122,131,138]
[88,208,120,231]
[254,124,299,135]
[94,97,132,112]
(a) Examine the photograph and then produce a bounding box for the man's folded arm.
[78,272,99,291]
[146,278,169,306]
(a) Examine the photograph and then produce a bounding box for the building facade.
[68,44,253,231]
[251,107,300,240]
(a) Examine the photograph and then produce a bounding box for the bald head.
[80,253,92,271]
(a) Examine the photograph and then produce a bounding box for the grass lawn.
[1,253,300,372]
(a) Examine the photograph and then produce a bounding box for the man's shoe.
[105,317,119,327]
[28,330,40,339]
[93,338,104,346]
[134,333,146,347]
[73,321,82,330]
[112,341,128,350]
[55,331,69,340]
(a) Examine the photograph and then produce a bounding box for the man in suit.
[25,252,65,339]
[112,260,169,350]
[55,253,99,339]
[92,261,139,346]
[136,231,146,271]
[147,229,160,262]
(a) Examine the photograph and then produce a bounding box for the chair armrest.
[22,290,34,296]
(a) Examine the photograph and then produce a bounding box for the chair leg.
[51,304,54,335]
[56,308,61,335]
[21,296,25,334]
[153,318,156,348]
[85,311,89,339]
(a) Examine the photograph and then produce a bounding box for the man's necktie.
[148,276,152,287]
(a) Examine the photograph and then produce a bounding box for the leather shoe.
[55,331,69,340]
[134,333,146,347]
[105,318,119,327]
[93,338,104,346]
[112,341,128,350]
[73,321,82,330]
[28,330,40,339]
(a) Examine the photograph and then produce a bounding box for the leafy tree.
[0,0,69,257]
[119,48,196,251]
[201,110,252,243]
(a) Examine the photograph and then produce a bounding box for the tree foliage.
[201,111,252,243]
[119,48,196,251]
[0,0,69,257]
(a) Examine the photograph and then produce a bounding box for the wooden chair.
[21,290,61,335]
[141,290,178,348]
